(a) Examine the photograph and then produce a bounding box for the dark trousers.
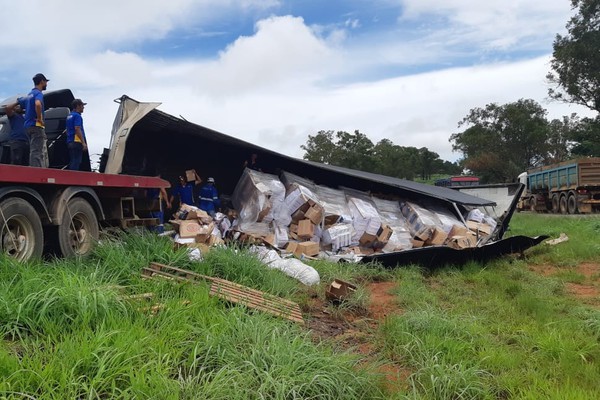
[27,126,48,168]
[9,140,29,166]
[68,142,83,171]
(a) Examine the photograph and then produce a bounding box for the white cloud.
[398,0,572,50]
[2,2,593,169]
[197,16,337,96]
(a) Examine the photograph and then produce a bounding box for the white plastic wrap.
[250,246,320,286]
[372,197,413,251]
[401,201,443,237]
[347,197,381,241]
[232,168,291,227]
[312,185,353,225]
[322,224,353,251]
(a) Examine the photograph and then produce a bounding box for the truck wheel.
[567,194,578,215]
[559,195,568,214]
[529,197,537,212]
[551,195,560,213]
[0,198,44,261]
[58,198,99,257]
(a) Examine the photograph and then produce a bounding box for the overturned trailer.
[101,95,544,268]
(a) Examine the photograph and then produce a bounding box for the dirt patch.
[565,283,599,298]
[305,281,410,393]
[367,281,402,320]
[528,262,600,305]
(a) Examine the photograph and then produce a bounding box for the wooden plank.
[143,262,303,324]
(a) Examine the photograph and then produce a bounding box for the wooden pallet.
[142,262,304,324]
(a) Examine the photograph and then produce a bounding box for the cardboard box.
[410,239,425,248]
[185,169,198,183]
[208,234,225,246]
[263,233,277,247]
[294,241,320,257]
[466,220,493,236]
[448,224,469,238]
[257,205,272,222]
[284,241,298,253]
[177,220,202,238]
[414,227,432,242]
[297,219,315,239]
[359,232,377,246]
[426,227,448,246]
[304,205,324,225]
[377,225,393,243]
[447,233,477,249]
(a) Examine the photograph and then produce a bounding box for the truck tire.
[567,193,578,215]
[551,195,560,213]
[0,197,44,261]
[58,198,99,258]
[559,195,568,214]
[529,197,537,212]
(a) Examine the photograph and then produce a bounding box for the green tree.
[570,116,600,156]
[302,131,455,180]
[450,99,560,183]
[547,0,600,112]
[301,130,337,164]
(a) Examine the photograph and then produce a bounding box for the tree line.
[301,0,600,184]
[301,130,462,181]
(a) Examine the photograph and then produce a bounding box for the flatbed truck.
[517,157,600,214]
[0,164,169,260]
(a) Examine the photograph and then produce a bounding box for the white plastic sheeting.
[250,246,320,286]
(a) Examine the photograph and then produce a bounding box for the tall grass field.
[0,213,599,399]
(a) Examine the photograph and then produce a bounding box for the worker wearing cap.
[198,177,220,217]
[170,170,201,208]
[65,98,88,170]
[4,97,29,165]
[24,73,49,167]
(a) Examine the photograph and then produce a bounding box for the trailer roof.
[111,96,494,207]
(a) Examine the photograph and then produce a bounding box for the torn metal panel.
[361,235,549,268]
[103,96,494,209]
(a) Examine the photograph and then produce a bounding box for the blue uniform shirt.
[24,88,44,128]
[66,111,86,143]
[172,182,195,205]
[8,114,27,142]
[198,184,220,213]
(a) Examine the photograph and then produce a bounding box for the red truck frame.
[0,164,169,261]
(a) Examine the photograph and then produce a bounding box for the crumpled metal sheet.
[360,235,549,268]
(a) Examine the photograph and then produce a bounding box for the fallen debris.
[546,233,569,246]
[142,262,304,324]
[326,279,358,303]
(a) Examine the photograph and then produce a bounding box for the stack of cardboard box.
[165,169,500,259]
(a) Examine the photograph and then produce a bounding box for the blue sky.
[0,0,594,163]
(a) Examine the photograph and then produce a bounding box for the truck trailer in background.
[517,158,600,214]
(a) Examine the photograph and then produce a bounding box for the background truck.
[517,158,600,214]
[0,91,169,261]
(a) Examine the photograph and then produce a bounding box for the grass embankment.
[0,214,599,399]
[0,234,384,399]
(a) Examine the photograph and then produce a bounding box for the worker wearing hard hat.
[198,177,220,218]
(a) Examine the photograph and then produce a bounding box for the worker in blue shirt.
[146,179,171,234]
[24,73,49,167]
[4,97,29,165]
[170,170,201,207]
[65,99,88,170]
[198,177,220,217]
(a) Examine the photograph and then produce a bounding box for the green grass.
[1,214,600,398]
[0,232,385,399]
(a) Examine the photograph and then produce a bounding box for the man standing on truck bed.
[24,73,49,167]
[65,99,88,170]
[4,97,29,166]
